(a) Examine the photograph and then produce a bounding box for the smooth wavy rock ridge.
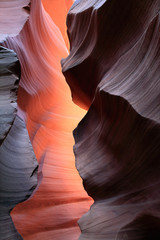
[0,115,38,240]
[0,0,31,43]
[2,0,92,239]
[42,0,73,48]
[0,47,38,239]
[62,0,160,239]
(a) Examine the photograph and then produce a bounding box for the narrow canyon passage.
[1,0,159,240]
[2,1,92,239]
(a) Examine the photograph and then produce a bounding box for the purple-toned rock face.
[0,4,38,239]
[1,1,91,239]
[0,0,30,43]
[0,115,38,240]
[0,47,38,240]
[62,0,160,239]
[0,0,160,239]
[0,47,20,145]
[73,91,160,239]
[62,0,160,111]
[117,214,160,240]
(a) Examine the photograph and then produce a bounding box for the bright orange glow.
[7,1,92,239]
[42,0,73,48]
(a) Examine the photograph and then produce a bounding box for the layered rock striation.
[62,0,160,239]
[0,0,31,43]
[0,47,38,239]
[0,47,20,144]
[2,0,92,239]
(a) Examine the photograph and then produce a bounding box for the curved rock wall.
[42,0,73,48]
[62,0,160,239]
[2,0,92,239]
[1,0,159,239]
[0,47,20,145]
[62,0,160,111]
[0,47,38,240]
[0,0,30,43]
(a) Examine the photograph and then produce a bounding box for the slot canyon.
[0,0,160,240]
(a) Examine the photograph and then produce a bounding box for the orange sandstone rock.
[42,0,74,48]
[3,0,92,239]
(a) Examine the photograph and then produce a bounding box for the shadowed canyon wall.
[0,0,160,240]
[0,46,38,239]
[62,0,160,239]
[0,3,38,238]
[1,0,92,239]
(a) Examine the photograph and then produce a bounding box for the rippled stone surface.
[62,0,160,239]
[2,1,92,239]
[0,115,38,240]
[0,47,38,239]
[62,0,160,111]
[0,0,30,43]
[42,0,73,47]
[0,47,20,145]
[74,92,160,239]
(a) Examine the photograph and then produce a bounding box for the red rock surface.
[1,0,159,239]
[42,0,73,48]
[2,0,92,239]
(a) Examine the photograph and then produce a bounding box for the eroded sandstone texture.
[0,47,38,239]
[42,0,73,48]
[0,47,20,144]
[2,1,92,239]
[0,0,31,43]
[62,0,160,239]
